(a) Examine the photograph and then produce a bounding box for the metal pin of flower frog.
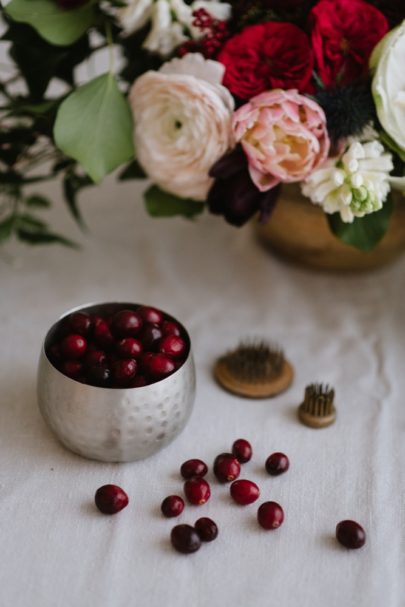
[298,383,336,428]
[214,339,293,398]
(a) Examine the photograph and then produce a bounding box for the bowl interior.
[43,302,191,388]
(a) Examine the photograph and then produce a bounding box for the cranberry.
[61,334,87,359]
[257,501,284,530]
[49,344,61,363]
[139,351,153,369]
[138,306,163,325]
[265,452,290,476]
[336,520,366,549]
[162,320,181,336]
[214,453,241,483]
[93,317,114,349]
[195,518,218,542]
[94,485,128,514]
[68,312,92,335]
[161,495,185,518]
[232,439,252,463]
[111,359,137,386]
[171,524,201,554]
[180,459,208,480]
[85,348,107,367]
[144,353,175,380]
[159,335,187,359]
[87,365,112,387]
[140,324,163,351]
[184,478,211,505]
[116,337,143,359]
[230,479,260,505]
[129,375,147,388]
[61,360,83,378]
[111,309,143,337]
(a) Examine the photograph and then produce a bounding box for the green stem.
[105,21,115,74]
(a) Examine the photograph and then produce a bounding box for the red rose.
[310,0,389,88]
[217,22,313,101]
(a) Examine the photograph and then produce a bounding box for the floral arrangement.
[0,0,404,250]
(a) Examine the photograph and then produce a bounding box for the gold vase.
[255,184,405,272]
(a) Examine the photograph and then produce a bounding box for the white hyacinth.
[117,0,231,56]
[301,140,404,223]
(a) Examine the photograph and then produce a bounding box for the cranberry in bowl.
[37,302,195,462]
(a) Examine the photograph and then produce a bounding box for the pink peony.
[232,89,330,192]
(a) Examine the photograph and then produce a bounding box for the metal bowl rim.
[41,301,192,393]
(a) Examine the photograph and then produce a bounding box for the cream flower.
[301,140,403,223]
[130,54,234,200]
[117,0,231,56]
[371,20,405,157]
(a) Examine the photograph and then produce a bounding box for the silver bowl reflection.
[37,303,196,463]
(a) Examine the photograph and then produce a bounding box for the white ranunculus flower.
[117,0,231,56]
[371,20,405,157]
[129,54,234,200]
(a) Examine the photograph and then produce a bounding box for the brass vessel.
[256,184,405,272]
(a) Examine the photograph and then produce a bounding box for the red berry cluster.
[47,305,188,388]
[160,439,291,554]
[177,8,230,59]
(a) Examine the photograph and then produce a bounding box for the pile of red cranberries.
[160,439,293,554]
[47,305,189,388]
[93,439,366,554]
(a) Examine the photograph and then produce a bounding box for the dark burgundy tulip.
[207,169,261,227]
[207,146,280,227]
[209,145,248,180]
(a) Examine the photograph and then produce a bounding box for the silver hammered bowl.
[37,303,196,463]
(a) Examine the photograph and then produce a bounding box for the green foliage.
[54,73,135,183]
[5,0,95,46]
[0,204,78,248]
[25,195,51,208]
[63,170,93,229]
[119,160,146,181]
[328,196,394,251]
[0,216,16,243]
[144,186,205,219]
[3,22,91,101]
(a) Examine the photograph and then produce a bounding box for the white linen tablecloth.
[0,177,404,607]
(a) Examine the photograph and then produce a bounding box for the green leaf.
[119,160,146,181]
[328,196,394,251]
[16,101,58,116]
[144,186,205,219]
[25,195,51,208]
[54,73,135,183]
[14,213,79,247]
[17,213,48,230]
[4,23,90,101]
[0,216,16,243]
[5,0,95,46]
[16,228,78,248]
[63,171,93,229]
